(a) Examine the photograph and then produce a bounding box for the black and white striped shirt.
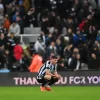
[37,60,57,79]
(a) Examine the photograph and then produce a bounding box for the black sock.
[42,79,49,87]
[48,77,58,86]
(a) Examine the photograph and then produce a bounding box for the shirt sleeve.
[46,61,51,70]
[54,64,57,71]
[76,60,80,70]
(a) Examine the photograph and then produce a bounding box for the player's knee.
[44,75,51,80]
[56,76,60,80]
[54,75,60,80]
[54,78,59,82]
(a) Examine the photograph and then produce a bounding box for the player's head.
[50,55,58,64]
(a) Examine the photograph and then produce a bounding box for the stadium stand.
[0,0,100,72]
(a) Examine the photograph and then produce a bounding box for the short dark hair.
[51,55,58,59]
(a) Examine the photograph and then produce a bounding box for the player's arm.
[45,62,56,77]
[44,69,56,80]
[44,62,56,80]
[54,71,61,79]
[54,64,61,79]
[46,70,56,77]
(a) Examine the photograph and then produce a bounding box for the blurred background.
[0,0,100,72]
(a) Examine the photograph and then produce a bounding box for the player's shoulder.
[46,60,51,65]
[45,60,52,66]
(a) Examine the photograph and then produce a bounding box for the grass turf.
[0,86,100,100]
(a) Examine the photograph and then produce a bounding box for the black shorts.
[37,76,58,84]
[37,76,45,83]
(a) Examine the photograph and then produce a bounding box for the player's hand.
[54,74,61,79]
[58,74,62,79]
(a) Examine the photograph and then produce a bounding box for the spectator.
[88,0,97,9]
[68,53,81,71]
[73,47,79,54]
[64,28,74,46]
[9,21,20,36]
[73,28,86,47]
[0,34,5,69]
[57,55,67,71]
[0,33,7,48]
[78,8,85,23]
[64,45,72,60]
[23,0,30,12]
[28,51,43,72]
[12,39,23,71]
[0,0,4,25]
[65,17,74,30]
[39,30,47,45]
[56,38,63,57]
[4,49,13,70]
[13,40,23,61]
[7,32,17,53]
[34,36,45,56]
[24,6,37,27]
[79,18,88,31]
[0,0,4,11]
[21,53,31,71]
[45,41,57,59]
[45,33,53,46]
[41,15,49,35]
[79,43,88,64]
[52,28,59,41]
[96,30,100,42]
[94,41,100,50]
[88,52,100,70]
[3,15,11,31]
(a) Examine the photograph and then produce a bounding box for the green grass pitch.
[0,86,100,100]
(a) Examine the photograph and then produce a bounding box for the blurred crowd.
[0,0,100,72]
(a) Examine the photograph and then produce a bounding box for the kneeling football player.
[37,55,61,91]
